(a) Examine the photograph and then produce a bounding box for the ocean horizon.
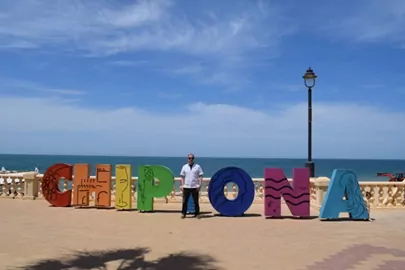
[1,154,405,181]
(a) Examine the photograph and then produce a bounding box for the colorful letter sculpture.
[115,164,133,210]
[41,163,73,207]
[40,162,374,222]
[320,169,369,220]
[137,165,174,211]
[208,167,255,216]
[264,168,310,217]
[73,164,112,208]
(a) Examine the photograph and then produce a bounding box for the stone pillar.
[314,177,330,208]
[23,172,38,200]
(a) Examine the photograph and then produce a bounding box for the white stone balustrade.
[1,173,405,209]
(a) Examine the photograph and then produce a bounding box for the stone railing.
[310,178,405,209]
[1,173,404,209]
[0,173,266,203]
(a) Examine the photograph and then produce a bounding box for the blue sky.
[1,0,405,159]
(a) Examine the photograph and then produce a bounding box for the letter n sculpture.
[264,168,310,218]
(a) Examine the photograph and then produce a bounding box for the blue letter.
[208,167,255,216]
[320,169,369,220]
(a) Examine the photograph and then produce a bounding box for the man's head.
[187,153,195,165]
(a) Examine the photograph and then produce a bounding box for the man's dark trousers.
[182,188,200,216]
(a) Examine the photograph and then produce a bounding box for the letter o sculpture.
[208,167,255,216]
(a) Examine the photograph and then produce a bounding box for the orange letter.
[73,164,112,208]
[41,163,73,207]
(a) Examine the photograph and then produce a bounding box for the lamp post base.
[305,161,315,177]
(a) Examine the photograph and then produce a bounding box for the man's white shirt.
[180,163,204,188]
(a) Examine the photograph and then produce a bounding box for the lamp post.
[303,67,317,177]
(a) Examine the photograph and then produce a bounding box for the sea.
[1,154,405,181]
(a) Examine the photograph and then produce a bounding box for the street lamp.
[303,67,317,177]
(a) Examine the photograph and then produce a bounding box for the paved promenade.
[1,200,405,270]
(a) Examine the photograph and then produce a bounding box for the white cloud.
[2,96,405,159]
[0,79,85,95]
[0,0,170,48]
[160,63,251,90]
[323,0,405,44]
[101,0,170,28]
[0,0,288,55]
[0,0,293,88]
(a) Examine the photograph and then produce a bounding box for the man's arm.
[198,166,204,189]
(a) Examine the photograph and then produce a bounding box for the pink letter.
[264,168,310,217]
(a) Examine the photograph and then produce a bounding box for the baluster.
[253,181,259,202]
[15,177,24,197]
[393,185,403,206]
[3,177,10,197]
[232,183,238,199]
[11,177,18,197]
[253,181,264,203]
[366,185,376,207]
[170,179,177,202]
[20,176,26,197]
[62,179,68,192]
[131,178,136,202]
[170,181,175,200]
[400,184,405,207]
[203,181,209,202]
[37,178,44,199]
[10,177,17,197]
[309,181,316,202]
[0,176,5,196]
[377,185,385,206]
[9,177,17,198]
[360,186,365,196]
[111,180,116,202]
[89,176,95,201]
[258,183,264,202]
[199,181,203,202]
[361,185,370,206]
[385,186,396,207]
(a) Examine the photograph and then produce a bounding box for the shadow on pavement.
[265,215,318,220]
[319,217,374,222]
[18,247,220,270]
[213,213,262,218]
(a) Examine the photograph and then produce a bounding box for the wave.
[265,192,309,200]
[265,185,293,191]
[264,177,288,183]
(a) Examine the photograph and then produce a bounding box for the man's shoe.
[181,215,186,219]
[195,215,201,219]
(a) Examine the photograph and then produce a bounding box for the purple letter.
[264,168,310,217]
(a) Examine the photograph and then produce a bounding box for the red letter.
[264,168,310,217]
[41,163,73,207]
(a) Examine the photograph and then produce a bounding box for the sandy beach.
[1,200,405,270]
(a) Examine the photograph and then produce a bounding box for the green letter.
[137,165,174,211]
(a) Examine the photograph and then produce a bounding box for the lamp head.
[303,67,317,88]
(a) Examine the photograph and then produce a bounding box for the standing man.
[180,153,204,219]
